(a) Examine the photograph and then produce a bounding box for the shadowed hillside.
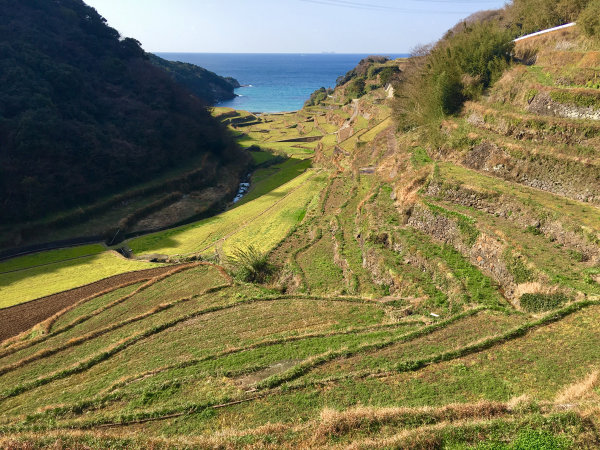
[0,0,250,227]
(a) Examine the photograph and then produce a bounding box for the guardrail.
[513,22,576,42]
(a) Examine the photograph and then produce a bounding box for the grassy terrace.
[438,162,600,235]
[0,261,598,448]
[128,168,326,258]
[0,247,163,308]
[1,65,599,447]
[0,108,326,308]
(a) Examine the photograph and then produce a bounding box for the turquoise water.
[155,53,407,113]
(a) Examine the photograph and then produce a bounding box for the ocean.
[155,53,408,113]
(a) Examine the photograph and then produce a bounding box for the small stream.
[232,174,251,203]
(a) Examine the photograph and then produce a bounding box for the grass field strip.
[0,279,146,353]
[331,215,355,292]
[313,401,523,444]
[290,227,323,293]
[0,408,582,446]
[346,415,535,449]
[3,299,598,432]
[0,264,204,358]
[0,252,102,276]
[0,295,394,403]
[0,253,169,309]
[0,291,379,376]
[0,304,480,429]
[337,115,391,148]
[0,284,231,377]
[285,298,600,391]
[95,318,426,397]
[254,308,486,390]
[159,169,321,258]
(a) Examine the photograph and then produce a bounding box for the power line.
[298,0,497,14]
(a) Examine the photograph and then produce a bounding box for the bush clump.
[227,245,274,283]
[578,0,600,38]
[395,21,513,129]
[509,0,590,35]
[346,78,366,100]
[305,87,333,107]
[520,292,569,312]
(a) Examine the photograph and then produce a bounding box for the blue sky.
[84,0,508,53]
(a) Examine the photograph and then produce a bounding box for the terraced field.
[1,33,600,448]
[1,259,598,447]
[0,246,164,308]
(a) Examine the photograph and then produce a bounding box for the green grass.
[249,150,276,165]
[411,147,433,168]
[128,170,326,257]
[0,252,162,309]
[550,89,600,109]
[437,163,600,234]
[235,158,312,207]
[297,235,345,294]
[0,245,105,274]
[2,69,600,448]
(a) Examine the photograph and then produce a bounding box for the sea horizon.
[156,52,409,113]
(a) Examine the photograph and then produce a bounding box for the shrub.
[305,87,333,107]
[578,0,600,38]
[505,252,534,284]
[378,66,401,86]
[394,21,513,128]
[520,292,569,312]
[509,0,591,35]
[226,245,274,283]
[346,78,366,100]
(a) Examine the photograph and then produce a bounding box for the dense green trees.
[148,54,240,104]
[0,0,248,223]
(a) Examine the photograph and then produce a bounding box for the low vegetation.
[0,0,599,447]
[227,245,274,283]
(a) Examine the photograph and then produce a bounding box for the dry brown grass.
[313,400,512,443]
[555,370,599,405]
[0,424,298,450]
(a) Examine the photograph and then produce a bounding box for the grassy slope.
[0,251,163,308]
[128,169,325,257]
[1,38,599,448]
[0,108,322,309]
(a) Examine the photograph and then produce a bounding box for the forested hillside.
[0,0,249,224]
[148,54,240,104]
